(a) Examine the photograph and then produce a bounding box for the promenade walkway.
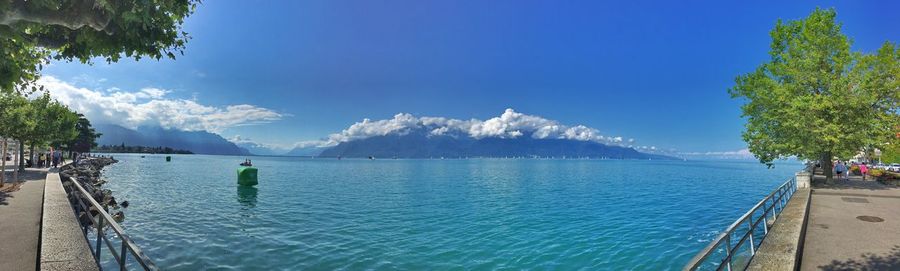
[0,166,51,271]
[801,174,900,270]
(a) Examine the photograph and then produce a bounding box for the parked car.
[889,163,900,173]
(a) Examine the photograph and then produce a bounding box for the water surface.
[97,154,800,270]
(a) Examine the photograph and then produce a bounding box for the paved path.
[41,169,99,271]
[801,174,900,270]
[0,166,50,271]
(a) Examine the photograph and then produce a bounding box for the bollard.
[796,171,811,189]
[237,166,258,186]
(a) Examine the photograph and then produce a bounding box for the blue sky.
[40,0,899,153]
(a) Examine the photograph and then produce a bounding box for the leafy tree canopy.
[730,8,899,177]
[26,92,78,148]
[70,113,101,152]
[0,0,199,92]
[0,90,33,139]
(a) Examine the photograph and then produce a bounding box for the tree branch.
[0,0,112,34]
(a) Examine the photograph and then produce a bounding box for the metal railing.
[62,171,159,270]
[684,178,798,271]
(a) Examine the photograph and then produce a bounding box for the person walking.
[834,161,847,182]
[52,150,61,168]
[860,163,869,180]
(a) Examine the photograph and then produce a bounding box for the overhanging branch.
[0,0,112,33]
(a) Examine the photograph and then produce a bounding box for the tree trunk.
[29,143,35,169]
[0,139,6,187]
[13,140,20,182]
[18,141,25,172]
[821,152,833,184]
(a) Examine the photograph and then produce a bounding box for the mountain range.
[232,141,285,156]
[318,130,673,159]
[284,145,327,157]
[95,124,251,156]
[94,124,673,160]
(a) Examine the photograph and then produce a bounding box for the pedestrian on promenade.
[835,161,846,181]
[52,150,61,168]
[38,152,45,168]
[860,163,869,180]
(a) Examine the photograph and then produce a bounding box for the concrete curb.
[746,188,812,271]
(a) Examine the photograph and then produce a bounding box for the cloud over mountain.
[38,75,668,156]
[323,108,629,146]
[37,76,283,133]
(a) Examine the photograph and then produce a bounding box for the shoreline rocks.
[60,157,128,224]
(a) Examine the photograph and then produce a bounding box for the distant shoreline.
[92,144,193,155]
[92,152,791,163]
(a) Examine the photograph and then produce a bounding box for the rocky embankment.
[60,157,129,224]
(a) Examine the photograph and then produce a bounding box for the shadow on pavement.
[0,191,10,205]
[818,246,900,271]
[0,168,49,205]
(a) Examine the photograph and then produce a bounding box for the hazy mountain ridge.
[317,129,675,159]
[233,141,284,156]
[285,146,327,157]
[95,124,251,156]
[95,124,674,159]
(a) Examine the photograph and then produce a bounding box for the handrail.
[683,178,797,271]
[61,163,159,271]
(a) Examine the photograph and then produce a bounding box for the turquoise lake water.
[96,154,801,270]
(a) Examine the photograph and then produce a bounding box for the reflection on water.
[236,186,258,207]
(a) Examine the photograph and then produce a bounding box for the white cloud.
[325,113,420,143]
[323,108,630,146]
[228,135,297,152]
[429,126,451,136]
[38,76,282,133]
[292,140,331,149]
[138,87,168,99]
[228,135,253,144]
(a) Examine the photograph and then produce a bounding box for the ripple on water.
[97,155,799,270]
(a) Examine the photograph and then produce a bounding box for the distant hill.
[95,124,251,156]
[233,141,284,156]
[284,145,326,157]
[94,144,194,154]
[317,131,675,160]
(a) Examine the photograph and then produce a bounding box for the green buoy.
[166,156,171,162]
[237,166,258,186]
